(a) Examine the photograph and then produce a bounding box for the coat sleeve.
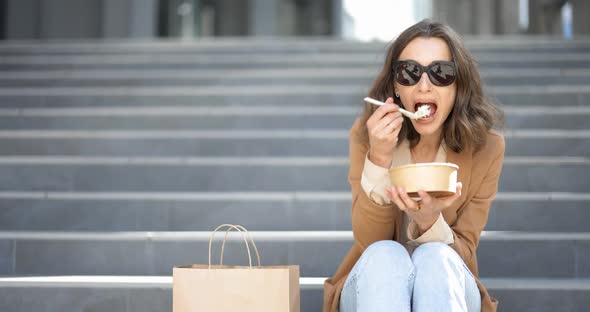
[449,134,505,271]
[348,119,398,250]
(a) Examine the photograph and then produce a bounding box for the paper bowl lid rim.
[389,162,459,172]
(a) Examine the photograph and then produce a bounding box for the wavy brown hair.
[359,19,504,153]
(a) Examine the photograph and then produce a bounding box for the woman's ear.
[393,89,402,106]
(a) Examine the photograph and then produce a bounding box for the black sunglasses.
[392,60,456,87]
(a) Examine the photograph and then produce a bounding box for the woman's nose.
[417,72,432,91]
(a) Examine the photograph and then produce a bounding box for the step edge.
[0,230,588,241]
[0,276,589,290]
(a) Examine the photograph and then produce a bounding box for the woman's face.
[395,37,457,137]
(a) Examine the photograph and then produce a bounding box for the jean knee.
[412,242,463,274]
[342,241,415,311]
[365,240,408,260]
[360,240,413,275]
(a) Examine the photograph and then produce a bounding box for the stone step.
[0,50,588,59]
[4,43,590,53]
[0,85,588,107]
[0,231,588,278]
[0,52,589,70]
[0,131,585,157]
[3,77,590,87]
[1,67,589,81]
[0,276,588,312]
[0,157,587,192]
[2,38,590,54]
[0,71,589,87]
[0,106,586,130]
[0,192,587,232]
[2,61,589,71]
[0,36,588,52]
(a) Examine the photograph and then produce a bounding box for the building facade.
[0,0,587,40]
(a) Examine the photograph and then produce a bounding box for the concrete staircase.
[0,38,589,311]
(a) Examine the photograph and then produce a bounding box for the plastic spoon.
[364,97,430,120]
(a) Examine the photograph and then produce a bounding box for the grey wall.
[496,0,520,34]
[215,0,249,36]
[3,0,588,40]
[528,0,565,35]
[571,0,590,35]
[250,0,277,36]
[40,0,102,38]
[432,0,520,35]
[432,0,473,35]
[4,0,158,39]
[102,0,133,38]
[5,0,41,38]
[431,0,590,36]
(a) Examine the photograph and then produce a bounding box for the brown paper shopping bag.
[173,224,300,312]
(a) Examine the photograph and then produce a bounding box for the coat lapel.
[446,146,473,212]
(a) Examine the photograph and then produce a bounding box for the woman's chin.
[412,119,441,136]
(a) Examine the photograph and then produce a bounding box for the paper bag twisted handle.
[208,224,261,269]
[220,224,261,267]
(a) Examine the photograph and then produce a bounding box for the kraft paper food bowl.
[388,162,459,197]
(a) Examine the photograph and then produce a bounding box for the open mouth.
[415,102,437,120]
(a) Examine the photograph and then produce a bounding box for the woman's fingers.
[431,182,463,207]
[366,98,404,154]
[374,113,402,133]
[370,117,403,146]
[387,187,408,211]
[367,99,399,124]
[388,186,422,212]
[385,188,395,204]
[397,187,420,210]
[391,119,403,135]
[440,189,461,206]
[367,99,397,124]
[379,119,403,138]
[417,190,432,206]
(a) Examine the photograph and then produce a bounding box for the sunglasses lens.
[395,62,422,86]
[428,63,456,86]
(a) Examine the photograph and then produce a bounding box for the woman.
[323,20,505,312]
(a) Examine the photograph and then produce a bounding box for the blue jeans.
[340,241,481,312]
